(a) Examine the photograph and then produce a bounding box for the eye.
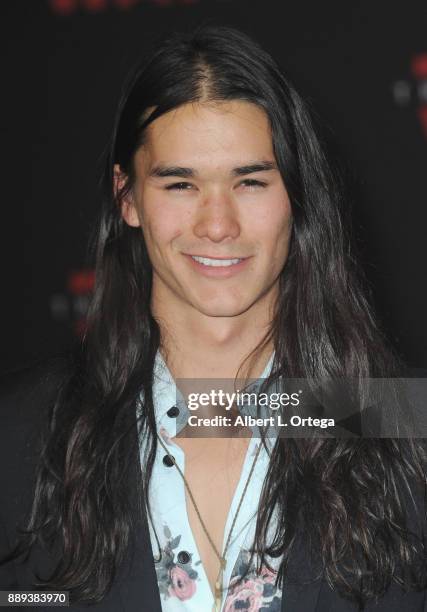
[239,179,268,190]
[165,182,195,191]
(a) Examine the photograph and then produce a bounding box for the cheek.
[140,202,185,254]
[256,197,292,249]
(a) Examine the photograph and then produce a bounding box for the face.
[119,100,292,320]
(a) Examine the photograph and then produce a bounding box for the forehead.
[136,101,274,171]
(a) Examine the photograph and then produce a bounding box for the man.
[1,25,426,611]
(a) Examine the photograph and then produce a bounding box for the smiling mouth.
[190,255,246,267]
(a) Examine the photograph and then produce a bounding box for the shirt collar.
[152,350,275,439]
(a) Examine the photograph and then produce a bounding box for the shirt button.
[167,406,180,418]
[177,550,191,564]
[162,454,175,467]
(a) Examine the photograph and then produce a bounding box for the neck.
[152,295,275,383]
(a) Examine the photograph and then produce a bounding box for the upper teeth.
[191,256,242,267]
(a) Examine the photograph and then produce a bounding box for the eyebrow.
[149,160,277,179]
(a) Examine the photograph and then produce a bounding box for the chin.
[194,299,253,318]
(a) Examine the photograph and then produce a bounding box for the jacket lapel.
[282,576,322,612]
[281,533,323,612]
[118,423,162,612]
[118,515,162,612]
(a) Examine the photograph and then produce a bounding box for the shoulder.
[0,354,73,521]
[401,368,427,438]
[0,354,72,427]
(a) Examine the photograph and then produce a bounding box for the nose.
[193,190,240,242]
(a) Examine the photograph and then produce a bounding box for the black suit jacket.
[0,360,425,611]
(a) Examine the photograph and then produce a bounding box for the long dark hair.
[8,25,426,607]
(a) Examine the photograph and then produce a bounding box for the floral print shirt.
[139,351,282,612]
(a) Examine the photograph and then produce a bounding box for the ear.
[113,164,141,228]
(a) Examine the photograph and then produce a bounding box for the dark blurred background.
[1,0,426,373]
